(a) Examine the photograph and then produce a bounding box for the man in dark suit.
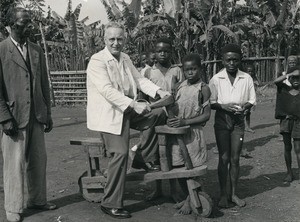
[0,7,56,222]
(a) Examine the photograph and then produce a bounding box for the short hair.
[104,22,125,36]
[221,43,242,55]
[286,65,300,75]
[287,55,298,61]
[155,37,173,48]
[182,53,202,68]
[6,7,29,27]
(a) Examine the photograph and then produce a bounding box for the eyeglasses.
[107,38,124,44]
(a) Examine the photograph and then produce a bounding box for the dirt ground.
[1,89,300,222]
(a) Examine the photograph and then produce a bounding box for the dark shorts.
[214,110,245,134]
[280,118,300,139]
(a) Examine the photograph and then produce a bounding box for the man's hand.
[167,117,186,128]
[2,119,18,137]
[44,116,53,133]
[156,89,171,99]
[130,101,151,115]
[221,103,239,113]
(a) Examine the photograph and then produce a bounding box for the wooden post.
[157,134,171,172]
[39,22,56,106]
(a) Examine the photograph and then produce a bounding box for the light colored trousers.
[1,115,47,213]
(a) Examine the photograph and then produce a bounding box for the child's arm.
[168,85,211,127]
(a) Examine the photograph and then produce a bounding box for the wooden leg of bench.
[177,135,193,170]
[158,134,171,172]
[187,178,202,208]
[84,145,93,177]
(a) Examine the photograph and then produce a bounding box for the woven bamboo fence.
[51,70,87,104]
[51,56,286,105]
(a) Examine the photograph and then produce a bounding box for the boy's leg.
[245,112,254,133]
[229,130,246,207]
[293,139,300,182]
[174,178,191,215]
[215,129,231,208]
[282,133,293,182]
[146,180,162,201]
[169,179,181,203]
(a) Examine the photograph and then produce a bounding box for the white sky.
[43,0,108,24]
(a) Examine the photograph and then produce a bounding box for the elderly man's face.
[104,27,125,59]
[12,10,32,38]
[288,57,298,68]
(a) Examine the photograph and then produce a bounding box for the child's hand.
[167,117,186,128]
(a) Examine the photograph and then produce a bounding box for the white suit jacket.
[86,47,160,135]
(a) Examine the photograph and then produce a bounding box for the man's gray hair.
[104,22,125,36]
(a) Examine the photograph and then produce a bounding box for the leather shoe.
[27,202,57,210]
[101,206,131,219]
[131,161,160,172]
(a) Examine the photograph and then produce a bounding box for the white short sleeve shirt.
[209,68,256,106]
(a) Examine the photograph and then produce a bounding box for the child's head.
[148,50,156,66]
[155,37,173,65]
[140,52,148,67]
[287,66,300,89]
[182,53,203,84]
[244,63,255,77]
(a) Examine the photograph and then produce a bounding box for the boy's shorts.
[280,118,300,139]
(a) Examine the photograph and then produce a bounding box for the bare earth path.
[1,96,300,222]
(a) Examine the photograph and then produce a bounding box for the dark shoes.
[131,161,160,172]
[27,202,57,210]
[101,206,131,219]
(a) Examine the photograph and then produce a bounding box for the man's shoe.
[145,162,160,172]
[100,206,131,219]
[27,202,57,210]
[132,160,160,172]
[6,212,21,222]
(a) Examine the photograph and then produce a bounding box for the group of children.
[134,38,300,214]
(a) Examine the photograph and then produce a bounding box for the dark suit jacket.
[0,37,51,128]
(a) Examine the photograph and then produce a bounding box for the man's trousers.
[1,115,47,213]
[101,108,166,208]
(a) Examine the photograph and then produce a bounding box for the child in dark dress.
[274,66,300,183]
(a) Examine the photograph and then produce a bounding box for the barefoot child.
[244,63,260,133]
[167,53,211,214]
[274,66,300,183]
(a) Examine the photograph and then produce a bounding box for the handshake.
[129,89,171,115]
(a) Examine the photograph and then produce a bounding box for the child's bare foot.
[284,173,294,183]
[231,195,246,207]
[173,200,185,209]
[176,199,191,215]
[245,127,255,133]
[218,196,230,208]
[146,189,162,201]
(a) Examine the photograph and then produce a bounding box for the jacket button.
[26,75,29,78]
[27,101,30,104]
[26,88,29,91]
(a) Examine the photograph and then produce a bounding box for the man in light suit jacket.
[87,22,170,219]
[0,8,56,222]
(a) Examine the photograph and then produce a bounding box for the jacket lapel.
[8,38,28,72]
[28,42,39,79]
